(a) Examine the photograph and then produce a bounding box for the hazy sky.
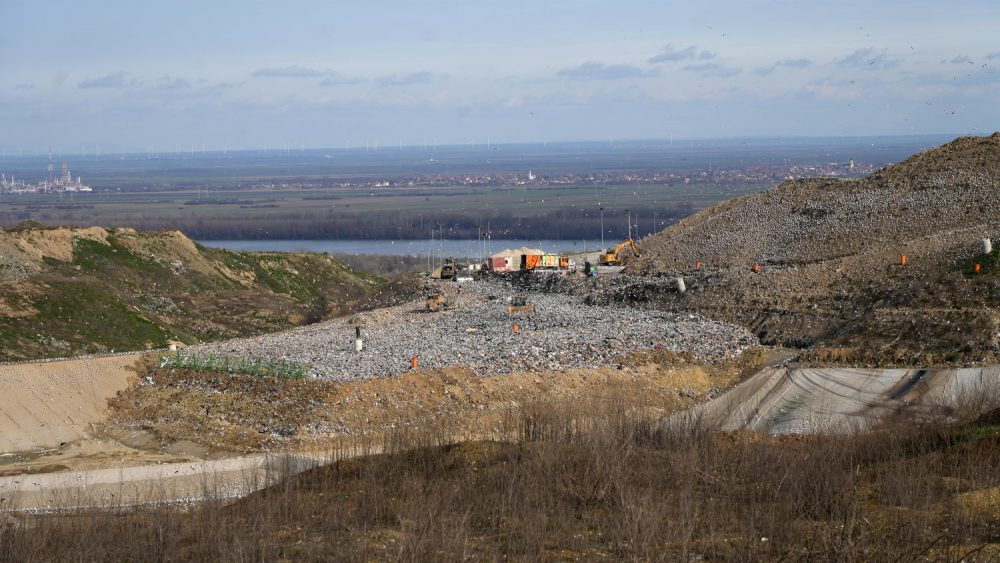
[2,0,998,152]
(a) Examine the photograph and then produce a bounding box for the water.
[200,239,606,258]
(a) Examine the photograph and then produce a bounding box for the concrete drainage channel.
[0,452,341,513]
[663,366,1000,435]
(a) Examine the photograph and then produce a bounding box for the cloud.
[376,71,435,86]
[557,62,652,80]
[986,52,1000,61]
[252,65,325,78]
[947,55,973,64]
[78,71,141,89]
[648,44,716,64]
[834,48,901,70]
[154,76,191,90]
[13,83,34,91]
[319,72,365,86]
[754,58,812,76]
[681,63,741,77]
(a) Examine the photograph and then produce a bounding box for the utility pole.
[476,224,483,264]
[599,206,605,250]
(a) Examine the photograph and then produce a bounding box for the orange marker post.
[695,261,702,270]
[410,356,419,370]
[900,255,907,266]
[513,323,520,334]
[975,263,982,274]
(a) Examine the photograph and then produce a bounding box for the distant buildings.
[0,158,92,194]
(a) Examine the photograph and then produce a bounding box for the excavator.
[599,238,640,266]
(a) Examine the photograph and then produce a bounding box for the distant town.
[245,160,880,193]
[0,153,880,196]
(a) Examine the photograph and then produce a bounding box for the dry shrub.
[4,388,1000,562]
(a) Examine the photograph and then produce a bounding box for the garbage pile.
[189,279,758,381]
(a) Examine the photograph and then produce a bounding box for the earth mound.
[629,133,1000,364]
[0,225,384,361]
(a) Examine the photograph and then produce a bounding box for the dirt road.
[0,451,332,512]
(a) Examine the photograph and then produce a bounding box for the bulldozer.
[599,238,640,266]
[440,257,457,280]
[507,292,535,316]
[425,289,450,312]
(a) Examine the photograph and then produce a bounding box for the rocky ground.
[188,278,759,380]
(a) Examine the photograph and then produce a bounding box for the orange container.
[900,255,907,266]
[975,263,982,274]
[410,356,419,370]
[513,323,520,334]
[522,254,542,270]
[695,261,702,269]
[751,264,761,273]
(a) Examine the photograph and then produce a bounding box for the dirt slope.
[628,133,1000,364]
[665,366,1000,435]
[0,225,384,361]
[0,355,141,452]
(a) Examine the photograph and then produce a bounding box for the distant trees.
[130,203,694,241]
[0,202,695,241]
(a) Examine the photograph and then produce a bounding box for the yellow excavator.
[599,238,640,266]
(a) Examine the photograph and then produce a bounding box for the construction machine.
[599,238,640,266]
[440,257,457,280]
[425,290,451,312]
[507,292,535,316]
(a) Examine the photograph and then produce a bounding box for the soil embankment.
[666,366,1000,435]
[0,225,384,362]
[0,355,141,452]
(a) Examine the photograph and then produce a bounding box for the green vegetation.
[73,235,162,273]
[3,280,172,358]
[161,352,309,379]
[0,226,385,361]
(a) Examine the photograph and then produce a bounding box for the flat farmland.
[0,182,766,240]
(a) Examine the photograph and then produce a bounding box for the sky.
[1,0,998,152]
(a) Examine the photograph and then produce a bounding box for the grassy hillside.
[627,133,1000,365]
[0,224,385,361]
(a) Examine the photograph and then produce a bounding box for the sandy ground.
[0,355,142,453]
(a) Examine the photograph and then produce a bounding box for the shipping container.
[491,257,510,271]
[522,254,542,270]
[541,254,560,268]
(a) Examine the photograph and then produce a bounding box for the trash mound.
[634,133,1000,271]
[188,279,759,380]
[622,133,1000,361]
[664,366,1000,435]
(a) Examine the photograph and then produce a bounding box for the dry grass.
[4,387,1000,562]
